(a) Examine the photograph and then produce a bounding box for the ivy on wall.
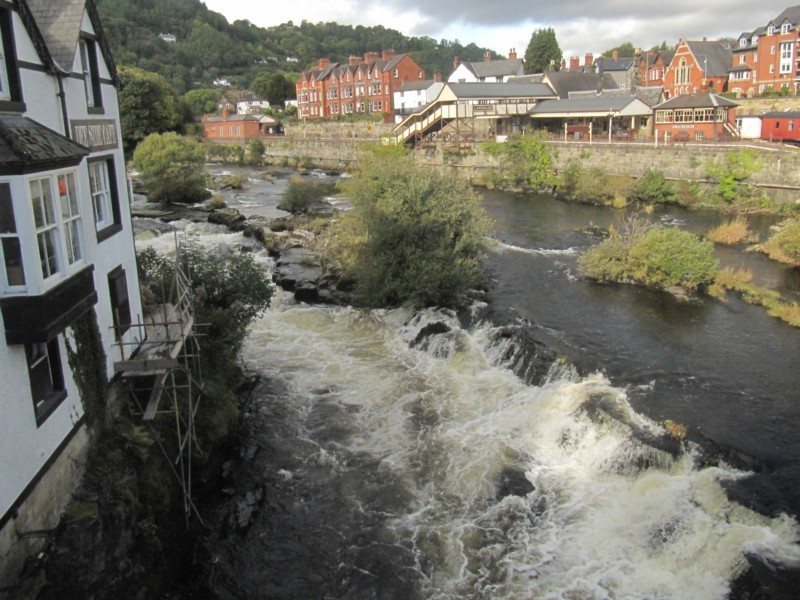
[65,308,109,430]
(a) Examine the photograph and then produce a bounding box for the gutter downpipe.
[57,73,70,139]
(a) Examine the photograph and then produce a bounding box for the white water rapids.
[138,221,800,599]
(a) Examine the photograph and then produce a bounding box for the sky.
[201,1,798,61]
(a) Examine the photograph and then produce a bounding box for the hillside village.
[202,5,800,149]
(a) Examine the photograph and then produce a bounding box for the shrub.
[277,176,337,214]
[133,132,209,203]
[704,149,761,203]
[761,218,800,266]
[482,130,558,191]
[628,169,675,205]
[557,162,635,206]
[706,217,754,245]
[580,223,718,291]
[331,154,491,308]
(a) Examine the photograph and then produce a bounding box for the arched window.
[676,58,689,85]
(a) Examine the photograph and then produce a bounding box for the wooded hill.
[95,0,493,94]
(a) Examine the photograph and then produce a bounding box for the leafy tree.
[133,132,210,203]
[118,66,184,154]
[333,153,491,308]
[184,88,222,118]
[704,149,761,203]
[524,27,562,74]
[482,130,558,190]
[603,42,637,58]
[252,72,296,105]
[628,169,675,204]
[277,177,336,214]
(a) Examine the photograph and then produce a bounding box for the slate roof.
[530,96,651,116]
[446,82,556,100]
[463,58,524,79]
[0,114,89,174]
[770,5,800,26]
[684,41,732,78]
[654,93,738,110]
[203,114,261,122]
[762,111,800,118]
[543,71,618,99]
[599,56,634,71]
[26,0,85,72]
[569,86,664,107]
[396,80,438,92]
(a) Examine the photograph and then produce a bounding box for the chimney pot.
[585,52,593,67]
[509,48,517,60]
[570,56,580,71]
[484,51,492,61]
[612,49,619,61]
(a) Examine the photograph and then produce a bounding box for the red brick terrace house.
[296,51,425,120]
[730,6,800,96]
[653,93,738,142]
[663,39,732,98]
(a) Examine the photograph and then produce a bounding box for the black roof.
[0,114,89,175]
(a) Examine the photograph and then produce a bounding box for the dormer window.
[782,23,791,34]
[740,37,747,47]
[752,35,759,44]
[767,26,775,35]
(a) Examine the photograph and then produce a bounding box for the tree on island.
[524,27,562,74]
[133,132,210,203]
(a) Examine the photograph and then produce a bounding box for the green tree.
[602,42,637,58]
[184,88,222,118]
[133,132,210,203]
[704,149,761,203]
[252,72,296,105]
[524,27,562,74]
[334,154,491,308]
[482,130,558,191]
[118,66,184,154]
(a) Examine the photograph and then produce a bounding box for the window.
[0,7,21,107]
[695,131,705,141]
[767,26,775,35]
[393,68,398,77]
[26,337,66,426]
[57,173,82,265]
[89,158,121,240]
[772,45,776,55]
[108,266,131,339]
[782,23,791,34]
[674,109,693,123]
[790,121,795,131]
[0,182,24,287]
[675,58,689,85]
[780,42,793,73]
[752,36,759,45]
[79,38,102,110]
[739,37,747,47]
[655,110,673,124]
[30,177,60,279]
[770,64,775,73]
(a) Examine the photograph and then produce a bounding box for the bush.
[557,161,634,206]
[760,218,800,266]
[482,130,558,191]
[704,149,761,203]
[277,176,337,214]
[580,222,718,291]
[628,169,675,205]
[133,132,210,203]
[706,217,754,245]
[331,154,491,308]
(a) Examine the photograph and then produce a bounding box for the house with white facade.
[392,77,445,122]
[0,0,142,589]
[236,92,271,115]
[449,50,525,83]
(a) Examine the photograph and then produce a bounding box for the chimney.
[382,49,396,60]
[612,49,619,61]
[453,56,460,69]
[561,58,567,71]
[597,56,605,93]
[585,53,593,68]
[349,55,359,66]
[484,51,492,61]
[434,71,442,82]
[364,51,379,63]
[509,48,517,60]
[318,58,331,69]
[570,56,579,71]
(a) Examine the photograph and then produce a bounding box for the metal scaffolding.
[112,246,205,526]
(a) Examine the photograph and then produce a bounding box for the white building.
[236,94,271,115]
[448,50,525,83]
[393,78,445,122]
[0,0,142,588]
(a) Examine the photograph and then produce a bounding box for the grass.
[705,217,755,245]
[710,266,800,328]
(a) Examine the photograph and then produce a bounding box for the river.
[137,168,800,599]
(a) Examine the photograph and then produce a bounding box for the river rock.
[208,207,247,231]
[488,325,556,386]
[272,247,323,303]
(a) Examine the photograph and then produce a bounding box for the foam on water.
[240,297,800,599]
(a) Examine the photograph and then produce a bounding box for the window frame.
[26,337,67,427]
[0,6,23,110]
[108,265,131,340]
[79,37,103,113]
[0,181,24,288]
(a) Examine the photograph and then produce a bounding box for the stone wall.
[284,121,392,140]
[262,123,800,201]
[735,97,800,116]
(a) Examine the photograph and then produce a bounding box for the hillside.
[95,0,493,93]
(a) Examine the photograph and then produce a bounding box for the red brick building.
[761,111,800,142]
[639,50,675,87]
[730,6,800,96]
[202,114,280,142]
[296,51,425,120]
[654,93,738,142]
[663,40,731,98]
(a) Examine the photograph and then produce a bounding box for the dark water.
[481,190,800,516]
[141,176,800,599]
